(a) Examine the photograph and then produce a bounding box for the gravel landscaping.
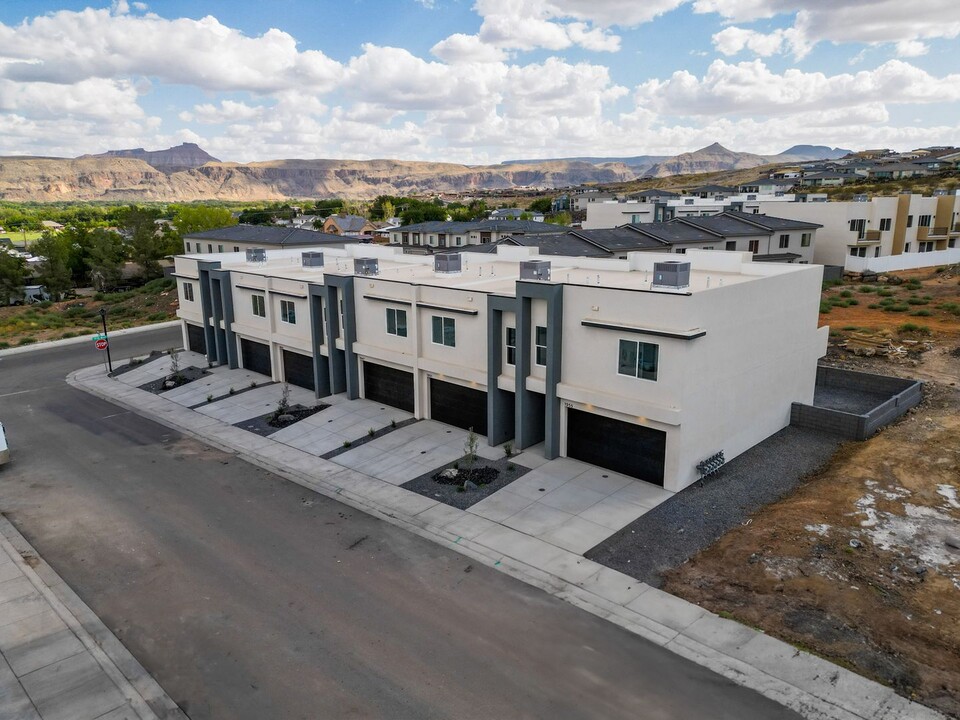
[137,366,210,394]
[402,455,530,510]
[110,350,167,378]
[813,384,891,414]
[320,418,420,459]
[585,426,844,587]
[233,403,330,437]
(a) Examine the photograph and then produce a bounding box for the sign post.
[98,308,113,374]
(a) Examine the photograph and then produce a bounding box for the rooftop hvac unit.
[354,257,379,276]
[301,251,325,267]
[245,248,266,262]
[933,187,948,197]
[853,194,869,202]
[434,253,461,274]
[519,259,551,281]
[652,260,691,290]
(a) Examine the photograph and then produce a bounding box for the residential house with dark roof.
[493,210,820,263]
[321,214,378,236]
[386,220,569,250]
[183,225,363,255]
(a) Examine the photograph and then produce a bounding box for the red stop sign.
[95,338,108,350]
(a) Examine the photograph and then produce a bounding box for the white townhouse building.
[756,191,960,266]
[583,192,827,229]
[175,245,827,493]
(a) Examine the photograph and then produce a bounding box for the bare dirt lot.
[663,268,960,718]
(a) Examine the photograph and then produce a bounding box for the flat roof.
[180,245,812,298]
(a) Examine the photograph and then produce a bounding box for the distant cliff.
[0,155,637,201]
[80,142,220,174]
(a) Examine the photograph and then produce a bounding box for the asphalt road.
[0,328,801,720]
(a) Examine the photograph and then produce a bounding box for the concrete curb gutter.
[0,514,188,720]
[67,364,946,720]
[0,321,180,358]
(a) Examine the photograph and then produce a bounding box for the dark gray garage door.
[363,362,414,412]
[567,409,665,486]
[186,323,206,355]
[430,379,487,435]
[282,350,314,391]
[240,338,272,377]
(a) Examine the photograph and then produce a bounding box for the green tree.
[121,206,166,279]
[0,250,26,303]
[171,205,236,236]
[546,211,572,226]
[400,201,447,225]
[528,197,553,214]
[85,229,126,291]
[33,231,74,300]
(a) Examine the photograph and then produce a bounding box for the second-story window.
[779,234,790,249]
[879,218,892,231]
[185,241,191,252]
[918,214,932,227]
[182,282,194,302]
[280,299,296,324]
[432,316,456,347]
[801,233,812,247]
[386,308,407,337]
[535,326,547,365]
[505,327,516,365]
[252,294,266,317]
[618,339,659,381]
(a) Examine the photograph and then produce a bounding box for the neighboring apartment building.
[175,244,827,492]
[183,225,363,255]
[582,192,826,229]
[494,211,820,263]
[386,220,569,249]
[756,192,960,266]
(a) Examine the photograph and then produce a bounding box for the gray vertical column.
[514,281,563,459]
[487,295,517,446]
[197,260,220,364]
[323,276,358,399]
[211,269,238,368]
[323,284,346,395]
[308,283,331,398]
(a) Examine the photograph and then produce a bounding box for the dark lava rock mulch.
[584,426,844,588]
[402,455,530,510]
[320,418,420,460]
[137,366,210,394]
[232,403,330,437]
[110,349,167,378]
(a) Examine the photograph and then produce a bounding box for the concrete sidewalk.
[0,516,186,720]
[68,363,945,720]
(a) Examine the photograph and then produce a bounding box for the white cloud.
[0,7,344,93]
[696,1,960,58]
[895,40,928,57]
[0,77,144,121]
[636,59,960,117]
[431,34,508,63]
[712,26,788,56]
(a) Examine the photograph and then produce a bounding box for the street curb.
[0,321,180,358]
[0,514,188,720]
[67,366,946,720]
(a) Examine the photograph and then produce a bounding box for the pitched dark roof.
[501,232,612,257]
[688,184,736,193]
[753,252,802,262]
[393,220,569,234]
[324,214,371,232]
[623,222,720,244]
[717,209,822,231]
[629,189,680,199]
[185,225,360,246]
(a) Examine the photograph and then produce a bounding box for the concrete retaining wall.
[790,367,922,441]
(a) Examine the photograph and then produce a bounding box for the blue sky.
[0,0,958,163]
